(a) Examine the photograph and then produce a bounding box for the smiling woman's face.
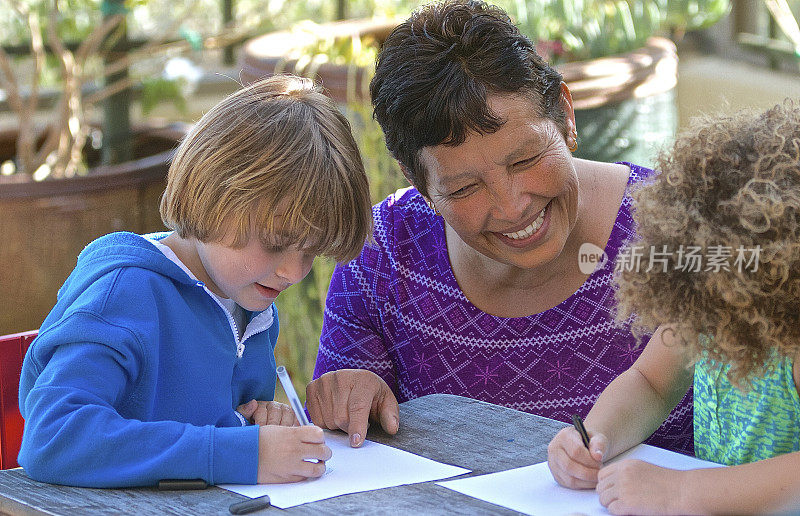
[422,92,579,273]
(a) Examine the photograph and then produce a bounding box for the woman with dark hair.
[306,0,693,454]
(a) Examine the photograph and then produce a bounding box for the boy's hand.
[597,459,686,515]
[306,369,399,448]
[237,399,298,426]
[257,425,332,483]
[547,426,607,489]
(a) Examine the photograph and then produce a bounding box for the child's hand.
[237,399,298,426]
[257,425,332,483]
[597,459,686,515]
[547,426,607,489]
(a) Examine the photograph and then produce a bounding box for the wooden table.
[0,394,568,515]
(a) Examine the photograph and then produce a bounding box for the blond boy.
[18,75,372,487]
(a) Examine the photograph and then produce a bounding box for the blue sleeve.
[18,315,259,488]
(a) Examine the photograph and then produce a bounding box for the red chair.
[0,330,37,469]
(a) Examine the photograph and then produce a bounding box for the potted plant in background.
[237,0,730,395]
[240,17,401,105]
[241,0,730,165]
[0,0,251,335]
[509,0,730,163]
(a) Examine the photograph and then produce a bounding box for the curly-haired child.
[18,75,372,487]
[547,102,800,514]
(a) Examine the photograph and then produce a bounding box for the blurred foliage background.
[507,0,730,62]
[2,0,733,402]
[264,0,731,400]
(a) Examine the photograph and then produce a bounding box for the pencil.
[571,414,591,450]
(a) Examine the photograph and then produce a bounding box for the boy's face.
[193,213,316,312]
[195,237,315,312]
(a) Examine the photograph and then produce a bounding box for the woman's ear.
[398,162,414,187]
[399,159,433,202]
[402,161,438,214]
[559,81,577,137]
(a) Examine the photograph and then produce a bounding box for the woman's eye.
[450,185,476,198]
[515,155,540,168]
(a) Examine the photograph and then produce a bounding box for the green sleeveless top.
[694,355,800,465]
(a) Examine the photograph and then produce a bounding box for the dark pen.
[157,479,208,490]
[571,414,591,450]
[229,495,271,514]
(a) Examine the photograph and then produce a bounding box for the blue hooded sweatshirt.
[18,232,278,487]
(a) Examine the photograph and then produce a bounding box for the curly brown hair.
[615,101,800,386]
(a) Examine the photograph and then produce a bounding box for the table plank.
[0,394,568,515]
[0,468,244,516]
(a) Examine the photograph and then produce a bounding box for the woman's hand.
[237,399,298,426]
[256,425,332,483]
[547,426,607,489]
[597,459,688,515]
[306,369,400,447]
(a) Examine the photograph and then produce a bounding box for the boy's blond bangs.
[235,118,373,262]
[161,75,372,263]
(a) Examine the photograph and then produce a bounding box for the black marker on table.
[571,414,591,450]
[157,479,208,490]
[229,494,271,514]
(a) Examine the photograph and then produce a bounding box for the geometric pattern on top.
[315,163,694,455]
[694,354,800,465]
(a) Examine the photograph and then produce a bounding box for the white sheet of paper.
[436,444,723,516]
[218,431,470,508]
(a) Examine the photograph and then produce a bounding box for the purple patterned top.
[314,163,693,454]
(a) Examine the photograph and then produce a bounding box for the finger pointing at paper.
[306,369,400,448]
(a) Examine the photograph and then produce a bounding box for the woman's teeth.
[502,205,547,240]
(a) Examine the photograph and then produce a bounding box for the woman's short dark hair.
[370,0,566,197]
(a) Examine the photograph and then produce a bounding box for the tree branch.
[45,1,79,179]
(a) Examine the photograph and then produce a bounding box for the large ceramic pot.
[0,124,186,334]
[561,37,678,165]
[241,19,678,165]
[240,18,401,104]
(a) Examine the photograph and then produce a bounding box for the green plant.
[0,0,275,179]
[140,76,187,115]
[495,0,730,63]
[283,0,730,67]
[288,20,382,67]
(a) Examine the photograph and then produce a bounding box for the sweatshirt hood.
[57,231,194,307]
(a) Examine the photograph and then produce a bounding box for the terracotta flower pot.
[0,124,186,334]
[240,18,678,165]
